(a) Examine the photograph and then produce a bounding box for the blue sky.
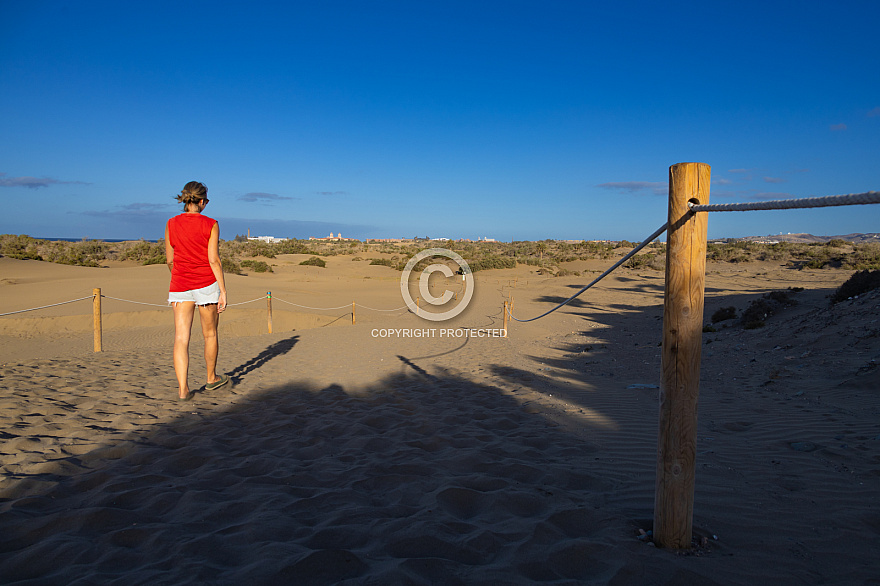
[1,1,878,241]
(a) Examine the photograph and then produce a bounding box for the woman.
[165,181,230,401]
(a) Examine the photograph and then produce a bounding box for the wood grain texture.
[654,162,711,549]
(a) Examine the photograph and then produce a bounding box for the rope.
[101,295,168,308]
[101,295,267,308]
[689,191,880,213]
[355,303,410,312]
[0,295,94,317]
[508,222,668,323]
[272,297,353,311]
[226,296,269,307]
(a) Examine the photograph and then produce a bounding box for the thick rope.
[508,222,668,322]
[689,191,880,213]
[0,295,95,317]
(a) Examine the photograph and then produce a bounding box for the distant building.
[309,232,357,242]
[247,235,287,243]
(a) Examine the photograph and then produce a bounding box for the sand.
[1,254,879,584]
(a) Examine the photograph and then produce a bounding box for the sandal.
[205,374,230,391]
[179,391,194,401]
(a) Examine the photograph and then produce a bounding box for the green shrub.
[625,252,664,270]
[240,259,273,273]
[555,268,580,277]
[300,256,326,268]
[222,257,242,275]
[845,243,880,270]
[121,239,166,265]
[711,306,737,323]
[468,256,516,272]
[0,234,46,260]
[44,239,110,267]
[740,288,802,328]
[832,270,880,303]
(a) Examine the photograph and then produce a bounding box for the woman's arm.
[165,221,174,273]
[207,222,227,312]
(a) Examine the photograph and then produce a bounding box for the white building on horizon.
[247,235,287,243]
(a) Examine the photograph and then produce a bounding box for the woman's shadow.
[228,335,299,382]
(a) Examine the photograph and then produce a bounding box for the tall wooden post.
[267,292,273,334]
[352,301,356,325]
[654,162,711,549]
[503,300,509,333]
[93,288,102,352]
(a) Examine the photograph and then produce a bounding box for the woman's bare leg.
[172,301,196,398]
[198,303,221,384]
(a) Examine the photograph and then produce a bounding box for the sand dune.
[1,255,878,584]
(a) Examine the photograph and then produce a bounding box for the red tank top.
[167,213,218,292]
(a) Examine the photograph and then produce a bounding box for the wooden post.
[267,292,273,334]
[93,288,102,352]
[654,162,711,549]
[503,300,509,334]
[352,301,356,325]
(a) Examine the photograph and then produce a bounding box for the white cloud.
[238,192,296,203]
[0,172,89,189]
[596,181,667,196]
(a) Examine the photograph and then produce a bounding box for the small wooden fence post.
[93,288,102,352]
[503,300,509,333]
[267,292,273,334]
[654,162,711,549]
[352,301,356,325]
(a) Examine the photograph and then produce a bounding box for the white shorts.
[168,282,220,305]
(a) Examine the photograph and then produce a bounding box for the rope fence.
[0,295,95,318]
[0,289,413,348]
